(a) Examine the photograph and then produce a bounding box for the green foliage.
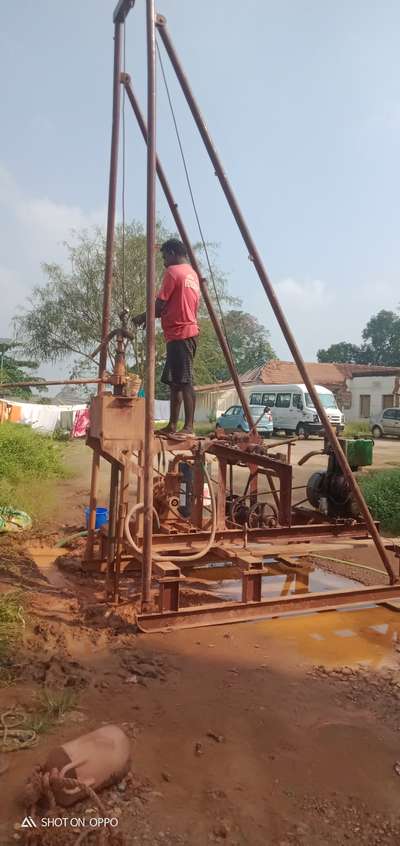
[192,310,275,387]
[343,421,372,437]
[14,223,275,397]
[358,469,400,534]
[318,309,400,366]
[317,342,366,364]
[220,310,276,377]
[362,310,400,366]
[0,423,65,483]
[0,340,44,400]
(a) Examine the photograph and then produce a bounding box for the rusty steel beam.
[144,521,372,550]
[0,378,104,389]
[137,582,400,632]
[121,75,255,432]
[141,0,157,611]
[99,19,124,378]
[155,16,396,585]
[113,0,135,24]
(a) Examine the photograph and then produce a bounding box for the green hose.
[55,530,89,548]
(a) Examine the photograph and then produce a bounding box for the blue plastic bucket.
[85,507,109,530]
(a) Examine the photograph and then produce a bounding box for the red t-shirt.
[157,263,200,342]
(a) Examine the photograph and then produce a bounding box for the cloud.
[268,273,400,360]
[17,197,104,261]
[0,165,105,336]
[275,277,333,311]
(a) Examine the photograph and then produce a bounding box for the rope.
[156,40,236,363]
[24,767,125,845]
[0,709,38,752]
[121,20,127,311]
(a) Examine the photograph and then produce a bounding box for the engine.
[306,437,373,519]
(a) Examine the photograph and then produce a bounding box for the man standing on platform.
[133,238,200,437]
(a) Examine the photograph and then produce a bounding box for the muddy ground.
[0,437,400,845]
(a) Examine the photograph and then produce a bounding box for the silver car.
[371,408,400,438]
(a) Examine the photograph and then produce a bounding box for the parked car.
[216,405,273,437]
[371,408,400,438]
[245,383,345,439]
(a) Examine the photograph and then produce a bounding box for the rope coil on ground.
[0,710,38,752]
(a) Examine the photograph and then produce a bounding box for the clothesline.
[0,399,89,437]
[0,397,170,437]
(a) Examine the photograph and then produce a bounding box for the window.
[249,393,263,406]
[232,406,241,415]
[359,395,371,418]
[292,393,303,409]
[382,395,394,410]
[383,408,396,419]
[262,392,276,407]
[276,392,291,408]
[224,407,235,415]
[305,392,337,409]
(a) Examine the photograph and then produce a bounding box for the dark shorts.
[161,337,197,386]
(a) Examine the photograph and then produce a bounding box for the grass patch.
[0,422,65,482]
[0,422,67,521]
[25,688,77,735]
[343,421,372,437]
[194,422,215,436]
[358,468,400,534]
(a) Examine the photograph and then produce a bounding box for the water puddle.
[27,545,68,589]
[253,606,400,668]
[184,559,360,602]
[185,559,400,667]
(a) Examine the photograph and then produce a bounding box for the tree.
[317,309,400,367]
[317,342,365,364]
[15,223,275,396]
[361,310,400,366]
[220,310,276,377]
[0,341,43,399]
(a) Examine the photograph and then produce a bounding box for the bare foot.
[156,425,177,436]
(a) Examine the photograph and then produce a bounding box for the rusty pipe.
[0,378,104,390]
[142,0,157,611]
[99,20,123,378]
[155,16,396,583]
[88,15,124,564]
[121,74,255,432]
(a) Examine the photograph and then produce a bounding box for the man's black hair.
[160,238,187,258]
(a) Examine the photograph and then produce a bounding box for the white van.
[245,383,344,439]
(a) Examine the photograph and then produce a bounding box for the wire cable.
[156,40,235,362]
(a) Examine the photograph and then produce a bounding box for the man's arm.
[132,298,166,328]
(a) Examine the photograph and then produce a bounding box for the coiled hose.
[124,462,217,563]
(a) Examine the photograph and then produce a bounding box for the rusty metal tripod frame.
[93,0,395,605]
[152,14,395,583]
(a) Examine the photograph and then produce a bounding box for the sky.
[1,0,400,380]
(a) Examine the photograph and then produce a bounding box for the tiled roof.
[195,361,400,392]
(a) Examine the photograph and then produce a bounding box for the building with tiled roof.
[195,360,400,423]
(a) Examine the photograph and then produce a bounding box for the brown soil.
[0,540,400,846]
[1,439,400,845]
